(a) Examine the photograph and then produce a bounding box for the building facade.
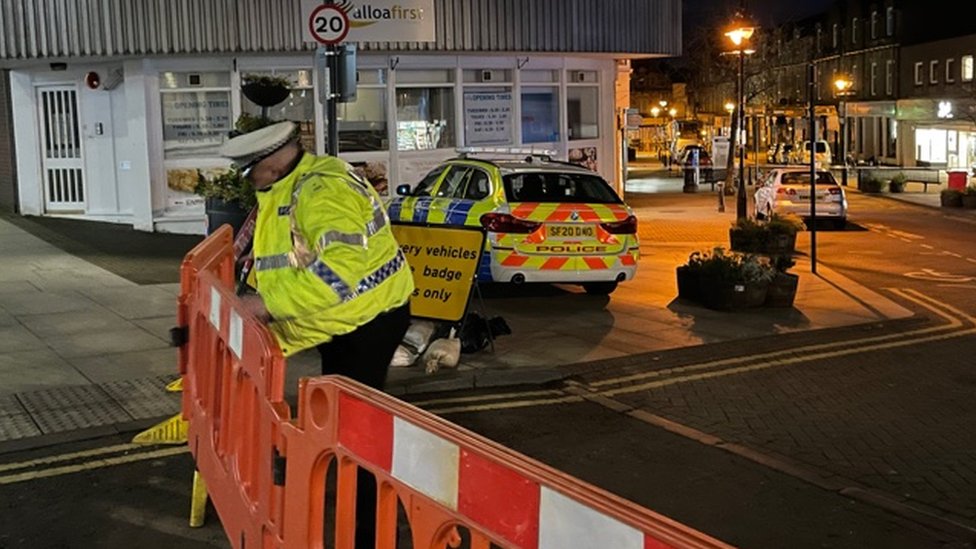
[0,0,681,233]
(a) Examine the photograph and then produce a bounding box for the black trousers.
[316,301,410,548]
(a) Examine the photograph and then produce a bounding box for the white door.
[37,86,86,213]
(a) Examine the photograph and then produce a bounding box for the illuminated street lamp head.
[668,107,677,117]
[724,12,755,47]
[724,101,735,114]
[834,75,854,95]
[659,100,668,108]
[651,106,660,117]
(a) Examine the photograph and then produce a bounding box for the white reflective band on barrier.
[209,288,221,330]
[539,486,643,549]
[392,417,460,510]
[229,310,243,359]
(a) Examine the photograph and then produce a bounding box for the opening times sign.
[463,91,513,146]
[391,224,485,322]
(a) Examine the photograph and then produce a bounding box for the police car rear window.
[503,172,621,204]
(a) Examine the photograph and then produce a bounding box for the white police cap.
[219,121,298,167]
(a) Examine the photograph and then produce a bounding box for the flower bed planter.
[676,265,701,302]
[700,276,768,311]
[206,197,250,236]
[962,194,976,209]
[729,228,763,253]
[241,83,291,108]
[765,232,797,255]
[941,191,964,207]
[765,272,799,307]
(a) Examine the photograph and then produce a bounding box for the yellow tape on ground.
[132,414,188,445]
[165,378,183,392]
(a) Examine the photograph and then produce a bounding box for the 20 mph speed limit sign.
[308,4,349,45]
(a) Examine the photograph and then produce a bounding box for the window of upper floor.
[816,25,823,51]
[870,62,878,96]
[832,24,839,48]
[963,55,974,82]
[886,60,895,95]
[871,11,878,39]
[852,17,858,44]
[946,58,956,83]
[914,62,923,85]
[930,60,939,84]
[886,7,895,36]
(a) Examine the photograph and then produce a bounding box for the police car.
[387,148,639,294]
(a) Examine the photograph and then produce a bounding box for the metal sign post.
[808,61,818,274]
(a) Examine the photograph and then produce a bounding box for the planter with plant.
[695,247,775,310]
[962,186,976,209]
[195,167,255,236]
[941,188,964,207]
[859,175,885,193]
[765,212,805,255]
[765,255,799,308]
[241,74,292,108]
[729,217,766,253]
[676,251,706,302]
[888,172,907,193]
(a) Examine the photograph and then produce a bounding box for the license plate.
[548,224,595,238]
[797,194,809,200]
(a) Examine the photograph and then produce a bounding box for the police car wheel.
[583,282,617,295]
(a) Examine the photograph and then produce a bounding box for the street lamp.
[834,75,854,187]
[651,106,660,118]
[659,100,668,109]
[668,107,677,117]
[724,10,755,220]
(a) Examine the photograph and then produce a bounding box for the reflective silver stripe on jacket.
[317,230,368,250]
[254,254,295,271]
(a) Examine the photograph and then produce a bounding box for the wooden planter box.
[765,232,797,255]
[962,194,976,209]
[676,266,701,302]
[941,193,964,207]
[205,197,251,237]
[729,228,763,253]
[700,275,768,311]
[765,272,799,308]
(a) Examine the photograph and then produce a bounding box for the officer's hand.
[240,293,271,323]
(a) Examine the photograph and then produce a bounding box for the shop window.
[930,60,939,84]
[462,86,513,146]
[886,118,897,158]
[521,70,558,83]
[886,60,895,95]
[914,62,923,85]
[870,63,878,96]
[962,56,974,82]
[946,59,956,84]
[567,73,599,140]
[396,84,455,151]
[240,69,315,152]
[338,87,388,152]
[521,86,560,143]
[916,128,947,164]
[160,71,232,159]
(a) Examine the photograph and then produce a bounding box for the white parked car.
[754,167,848,228]
[797,140,833,167]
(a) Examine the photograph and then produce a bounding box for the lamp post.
[833,76,854,187]
[724,12,755,220]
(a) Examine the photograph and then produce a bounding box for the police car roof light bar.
[456,146,559,161]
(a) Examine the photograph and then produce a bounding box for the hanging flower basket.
[241,75,292,108]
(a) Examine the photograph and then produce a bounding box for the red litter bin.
[947,169,969,190]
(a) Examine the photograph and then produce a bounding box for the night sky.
[683,0,834,33]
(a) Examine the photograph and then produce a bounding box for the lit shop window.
[396,70,455,151]
[240,69,315,152]
[567,70,599,140]
[337,69,388,152]
[160,71,232,159]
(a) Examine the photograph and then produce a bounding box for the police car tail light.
[480,213,541,233]
[776,188,797,196]
[827,187,842,195]
[600,215,637,235]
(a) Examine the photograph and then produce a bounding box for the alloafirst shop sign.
[301,0,435,43]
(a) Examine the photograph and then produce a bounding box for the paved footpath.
[0,174,921,452]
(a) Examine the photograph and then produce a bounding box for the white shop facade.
[0,0,681,233]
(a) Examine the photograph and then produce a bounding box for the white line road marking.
[0,447,188,486]
[921,244,935,249]
[967,258,976,264]
[904,269,974,283]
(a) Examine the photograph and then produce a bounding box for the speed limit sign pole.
[309,1,349,155]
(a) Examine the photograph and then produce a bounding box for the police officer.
[221,121,413,547]
[220,120,413,386]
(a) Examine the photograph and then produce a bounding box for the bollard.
[190,470,209,527]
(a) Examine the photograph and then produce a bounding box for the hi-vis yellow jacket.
[253,153,414,356]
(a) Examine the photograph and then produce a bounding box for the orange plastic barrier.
[176,226,733,549]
